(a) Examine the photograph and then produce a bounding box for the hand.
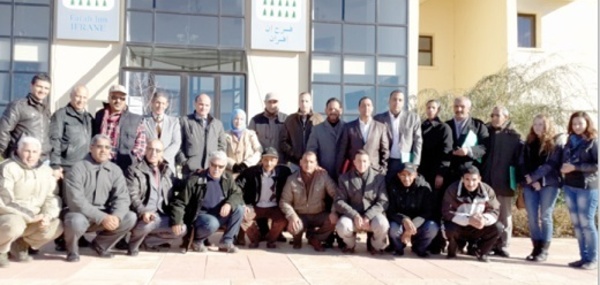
[328,212,338,225]
[452,147,468,157]
[525,175,533,184]
[52,168,63,180]
[142,212,155,224]
[402,218,417,236]
[39,215,51,229]
[101,215,120,231]
[353,215,364,231]
[243,207,253,221]
[220,203,232,217]
[468,214,485,229]
[400,231,412,246]
[171,224,184,236]
[434,175,444,189]
[532,182,542,191]
[289,216,303,233]
[31,214,45,223]
[561,163,576,174]
[362,217,371,232]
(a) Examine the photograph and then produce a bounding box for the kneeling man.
[0,137,62,267]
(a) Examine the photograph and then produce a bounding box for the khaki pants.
[336,214,389,250]
[0,214,63,253]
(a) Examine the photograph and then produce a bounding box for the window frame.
[418,35,433,66]
[517,13,537,48]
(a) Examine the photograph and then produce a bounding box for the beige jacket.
[279,169,337,219]
[0,158,60,222]
[225,129,263,170]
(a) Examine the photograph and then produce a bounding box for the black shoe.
[466,244,477,256]
[568,260,586,268]
[28,247,39,255]
[493,248,510,258]
[413,249,430,258]
[393,249,405,256]
[66,253,80,262]
[91,241,114,258]
[55,243,66,252]
[127,249,139,256]
[115,238,129,250]
[204,239,214,247]
[276,233,287,242]
[78,237,90,248]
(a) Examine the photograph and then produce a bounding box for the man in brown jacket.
[279,151,338,251]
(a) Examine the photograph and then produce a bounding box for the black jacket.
[236,164,292,206]
[518,135,564,188]
[387,174,434,227]
[562,135,598,189]
[169,170,243,226]
[126,158,180,216]
[0,94,51,159]
[280,111,324,164]
[445,117,489,182]
[49,103,94,169]
[481,122,522,196]
[93,104,144,172]
[418,117,453,186]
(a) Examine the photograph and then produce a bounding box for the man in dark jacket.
[442,166,502,262]
[0,73,52,163]
[49,85,95,251]
[125,139,185,256]
[170,150,244,253]
[373,90,422,183]
[249,92,288,162]
[178,94,226,177]
[237,147,291,248]
[306,97,345,181]
[63,134,137,262]
[445,97,489,184]
[280,92,324,170]
[387,163,438,257]
[481,106,522,258]
[93,84,146,172]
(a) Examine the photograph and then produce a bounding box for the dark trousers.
[444,221,502,256]
[290,212,335,242]
[63,211,137,255]
[241,206,287,244]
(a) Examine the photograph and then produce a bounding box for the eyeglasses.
[146,148,163,153]
[210,162,226,169]
[94,145,112,150]
[111,95,126,101]
[490,114,501,118]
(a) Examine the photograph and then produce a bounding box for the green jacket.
[169,170,243,226]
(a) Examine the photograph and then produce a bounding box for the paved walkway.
[0,235,597,285]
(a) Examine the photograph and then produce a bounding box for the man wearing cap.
[442,166,502,262]
[237,147,291,248]
[93,84,146,172]
[280,92,324,169]
[249,92,288,162]
[280,151,338,251]
[178,94,226,177]
[387,163,438,257]
[170,150,244,253]
[0,73,53,163]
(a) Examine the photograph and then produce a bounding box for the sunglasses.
[210,162,226,170]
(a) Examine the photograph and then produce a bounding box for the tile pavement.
[0,235,597,285]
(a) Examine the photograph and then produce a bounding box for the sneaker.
[568,260,586,268]
[10,238,31,262]
[218,243,239,253]
[581,261,598,270]
[191,242,208,253]
[0,252,9,267]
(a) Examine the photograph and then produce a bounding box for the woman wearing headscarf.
[225,109,263,177]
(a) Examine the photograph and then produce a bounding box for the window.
[311,0,409,117]
[0,1,52,111]
[418,35,433,66]
[518,13,536,48]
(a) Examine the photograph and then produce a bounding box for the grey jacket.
[248,110,288,161]
[178,114,226,174]
[64,155,131,224]
[0,94,51,159]
[373,110,422,165]
[143,114,181,173]
[306,120,345,180]
[337,118,389,173]
[335,168,388,220]
[49,103,94,169]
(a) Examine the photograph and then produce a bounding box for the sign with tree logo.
[251,0,306,51]
[56,0,120,41]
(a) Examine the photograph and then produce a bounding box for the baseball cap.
[109,84,128,95]
[264,92,278,102]
[399,163,418,174]
[261,147,279,158]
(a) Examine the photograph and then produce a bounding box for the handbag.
[515,185,526,210]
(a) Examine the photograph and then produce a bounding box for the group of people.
[0,73,596,271]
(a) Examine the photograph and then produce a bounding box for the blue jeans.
[193,205,244,246]
[389,220,439,253]
[563,185,598,263]
[523,185,559,242]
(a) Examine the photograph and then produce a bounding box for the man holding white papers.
[445,97,489,185]
[374,90,422,183]
[481,106,522,258]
